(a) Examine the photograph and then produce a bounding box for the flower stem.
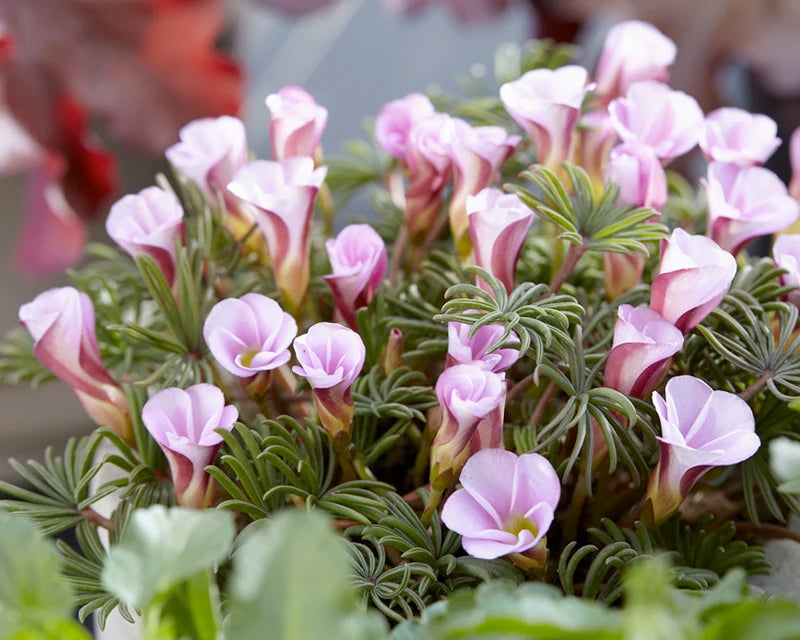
[549,241,585,294]
[79,507,116,532]
[739,370,773,402]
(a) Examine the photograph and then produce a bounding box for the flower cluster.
[8,18,800,633]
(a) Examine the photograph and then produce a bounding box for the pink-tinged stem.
[549,241,586,294]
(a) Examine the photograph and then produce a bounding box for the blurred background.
[2,0,800,479]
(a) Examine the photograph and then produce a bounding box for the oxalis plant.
[5,19,800,640]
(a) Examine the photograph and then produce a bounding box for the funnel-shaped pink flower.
[604,305,683,398]
[577,110,617,186]
[594,20,676,103]
[609,81,703,161]
[374,92,435,160]
[324,224,387,328]
[447,320,520,374]
[650,229,737,333]
[266,86,328,160]
[605,142,667,211]
[446,120,520,254]
[466,188,534,293]
[165,115,247,197]
[142,384,238,509]
[699,108,780,167]
[773,234,800,308]
[404,113,453,238]
[293,322,366,438]
[704,162,798,255]
[430,364,505,491]
[790,127,800,202]
[19,287,131,441]
[646,376,759,523]
[500,65,591,169]
[441,449,560,559]
[105,186,185,285]
[203,293,297,378]
[227,157,327,313]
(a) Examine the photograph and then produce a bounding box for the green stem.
[549,241,585,294]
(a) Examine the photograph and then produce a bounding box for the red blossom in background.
[0,0,243,274]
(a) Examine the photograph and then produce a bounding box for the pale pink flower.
[446,120,520,254]
[499,65,592,169]
[105,186,185,285]
[374,92,435,159]
[165,115,247,197]
[293,322,366,437]
[447,320,520,374]
[203,294,297,378]
[430,364,506,490]
[773,234,800,308]
[404,113,453,238]
[605,142,667,211]
[650,229,737,333]
[441,449,560,559]
[466,188,534,293]
[265,86,328,161]
[608,81,703,161]
[699,108,780,166]
[19,287,130,441]
[704,162,798,255]
[227,157,327,314]
[646,376,759,523]
[324,224,387,328]
[142,384,238,509]
[604,305,683,398]
[594,20,676,103]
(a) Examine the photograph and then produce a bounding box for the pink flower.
[699,108,780,166]
[165,115,247,198]
[499,65,592,169]
[446,120,520,255]
[650,228,737,333]
[404,113,453,239]
[374,92,435,159]
[604,305,683,398]
[227,157,327,314]
[646,376,759,523]
[605,142,667,211]
[704,162,798,255]
[773,234,800,308]
[324,224,387,328]
[293,322,366,438]
[608,81,703,161]
[142,384,238,509]
[594,20,676,103]
[105,186,185,285]
[265,86,328,161]
[466,188,534,293]
[203,294,297,378]
[18,287,131,441]
[430,364,506,490]
[447,320,520,374]
[441,449,560,559]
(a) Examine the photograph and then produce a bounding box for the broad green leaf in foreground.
[226,510,388,640]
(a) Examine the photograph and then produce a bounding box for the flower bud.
[19,287,131,442]
[650,229,737,333]
[265,86,327,160]
[142,384,238,509]
[292,322,366,439]
[466,188,534,293]
[324,224,387,328]
[604,305,683,398]
[646,376,759,523]
[106,186,184,285]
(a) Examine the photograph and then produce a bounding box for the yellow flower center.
[505,514,538,538]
